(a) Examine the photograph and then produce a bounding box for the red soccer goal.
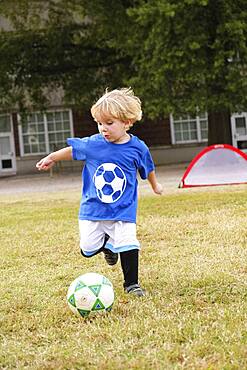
[179,144,247,188]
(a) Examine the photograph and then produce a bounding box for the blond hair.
[91,88,142,127]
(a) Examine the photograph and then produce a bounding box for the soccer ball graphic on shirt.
[93,162,127,203]
[67,272,114,317]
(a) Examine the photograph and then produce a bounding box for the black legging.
[120,249,139,288]
[80,237,139,289]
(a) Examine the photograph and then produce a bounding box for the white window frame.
[170,113,208,144]
[18,109,74,156]
[0,113,17,175]
[231,112,247,151]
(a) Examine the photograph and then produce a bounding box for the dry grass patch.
[0,187,247,369]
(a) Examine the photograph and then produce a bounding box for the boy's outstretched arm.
[36,147,73,171]
[148,170,163,195]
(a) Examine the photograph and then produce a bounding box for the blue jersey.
[67,134,154,223]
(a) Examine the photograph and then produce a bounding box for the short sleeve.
[138,149,155,179]
[67,137,89,161]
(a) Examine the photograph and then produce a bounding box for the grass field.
[1,186,247,369]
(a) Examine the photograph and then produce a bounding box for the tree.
[0,0,246,145]
[0,0,132,111]
[125,0,247,144]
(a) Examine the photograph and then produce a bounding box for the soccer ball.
[67,272,114,317]
[93,162,126,203]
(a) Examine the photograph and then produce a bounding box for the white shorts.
[79,220,140,255]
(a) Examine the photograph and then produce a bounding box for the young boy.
[36,88,163,297]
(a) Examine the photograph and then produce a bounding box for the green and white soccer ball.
[67,272,114,317]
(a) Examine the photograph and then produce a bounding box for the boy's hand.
[36,147,72,171]
[36,156,55,171]
[153,182,163,195]
[147,171,163,195]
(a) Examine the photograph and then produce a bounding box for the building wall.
[72,110,98,138]
[150,143,206,165]
[130,117,171,146]
[72,110,171,147]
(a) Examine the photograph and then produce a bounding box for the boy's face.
[95,115,130,144]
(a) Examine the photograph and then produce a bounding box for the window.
[0,114,11,132]
[230,112,247,150]
[170,113,208,144]
[235,116,247,136]
[18,110,73,155]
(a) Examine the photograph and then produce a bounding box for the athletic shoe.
[125,284,146,297]
[103,248,118,266]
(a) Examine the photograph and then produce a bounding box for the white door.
[0,115,16,176]
[231,112,247,153]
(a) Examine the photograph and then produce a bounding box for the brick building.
[1,104,246,176]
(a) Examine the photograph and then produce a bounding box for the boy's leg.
[103,221,140,268]
[79,221,118,265]
[79,220,105,257]
[102,235,118,265]
[120,249,145,297]
[81,237,118,265]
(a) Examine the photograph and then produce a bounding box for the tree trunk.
[207,111,232,145]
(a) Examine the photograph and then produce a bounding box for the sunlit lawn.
[1,186,247,369]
